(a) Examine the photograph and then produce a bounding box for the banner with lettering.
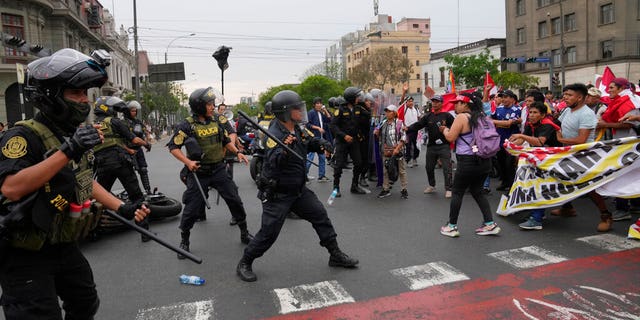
[497,137,640,216]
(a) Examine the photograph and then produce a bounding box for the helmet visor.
[290,102,308,124]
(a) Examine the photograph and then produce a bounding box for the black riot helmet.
[271,90,306,122]
[335,96,346,107]
[189,87,223,116]
[25,48,110,134]
[327,97,336,108]
[343,86,364,105]
[264,101,273,116]
[94,96,128,118]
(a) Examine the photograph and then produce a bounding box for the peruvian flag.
[441,88,477,112]
[595,66,616,96]
[484,70,498,96]
[424,85,436,99]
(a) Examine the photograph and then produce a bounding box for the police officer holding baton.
[236,90,358,282]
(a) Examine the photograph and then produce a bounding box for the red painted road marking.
[264,249,640,320]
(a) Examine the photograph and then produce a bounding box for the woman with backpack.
[438,93,501,237]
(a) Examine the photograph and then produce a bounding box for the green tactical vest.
[92,117,124,153]
[186,116,225,164]
[9,120,97,250]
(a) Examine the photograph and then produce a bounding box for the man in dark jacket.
[305,97,332,182]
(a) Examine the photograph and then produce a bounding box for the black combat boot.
[350,182,366,194]
[326,240,359,268]
[139,219,151,243]
[177,231,190,260]
[139,168,152,195]
[236,256,257,282]
[359,174,369,187]
[238,221,254,244]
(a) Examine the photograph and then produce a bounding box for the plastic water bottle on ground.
[327,188,338,206]
[179,275,205,286]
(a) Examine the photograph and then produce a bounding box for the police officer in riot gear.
[168,87,254,259]
[358,93,374,187]
[330,86,368,196]
[93,96,151,242]
[236,90,358,282]
[124,100,153,194]
[0,48,149,320]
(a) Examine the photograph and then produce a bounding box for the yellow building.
[344,17,430,98]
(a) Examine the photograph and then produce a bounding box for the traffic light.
[502,57,519,63]
[551,76,559,87]
[3,34,26,47]
[212,46,232,71]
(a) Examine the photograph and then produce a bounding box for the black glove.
[144,143,152,152]
[321,140,334,154]
[60,125,102,161]
[116,199,144,220]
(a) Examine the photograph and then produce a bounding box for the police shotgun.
[237,111,319,168]
[103,208,203,264]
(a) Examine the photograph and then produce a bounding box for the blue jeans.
[530,209,545,222]
[306,152,326,178]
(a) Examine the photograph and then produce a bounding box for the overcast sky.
[106,0,505,104]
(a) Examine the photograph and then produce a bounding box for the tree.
[122,81,188,129]
[443,49,500,88]
[300,60,343,81]
[349,47,413,91]
[295,75,346,107]
[493,71,540,91]
[257,84,297,113]
[232,102,259,118]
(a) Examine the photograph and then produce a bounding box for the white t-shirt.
[558,105,597,143]
[403,107,419,126]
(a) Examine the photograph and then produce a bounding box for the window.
[416,73,420,80]
[564,13,576,31]
[551,17,561,35]
[391,88,395,94]
[516,0,526,16]
[537,0,552,8]
[566,46,576,63]
[415,45,420,53]
[2,13,27,61]
[600,3,614,24]
[538,51,549,68]
[518,63,526,72]
[425,24,429,29]
[365,48,369,55]
[424,72,428,82]
[415,60,420,66]
[439,69,445,87]
[417,87,422,93]
[412,23,419,28]
[517,27,526,44]
[601,40,614,58]
[538,21,548,38]
[401,46,408,54]
[347,55,351,63]
[552,49,561,66]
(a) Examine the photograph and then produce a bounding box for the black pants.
[425,144,453,190]
[333,141,362,188]
[134,148,147,168]
[0,243,99,320]
[405,131,420,161]
[358,138,370,179]
[449,155,493,225]
[95,159,144,204]
[180,163,247,231]
[496,148,516,188]
[243,187,337,260]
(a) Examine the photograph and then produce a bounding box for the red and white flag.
[595,66,616,97]
[484,70,498,96]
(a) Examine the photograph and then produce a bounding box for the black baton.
[237,111,318,167]
[192,170,211,209]
[103,209,203,264]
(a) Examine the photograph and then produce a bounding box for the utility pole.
[547,12,554,94]
[133,0,140,101]
[559,0,566,87]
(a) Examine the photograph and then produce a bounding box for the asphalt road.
[2,138,639,320]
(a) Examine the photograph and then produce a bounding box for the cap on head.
[452,95,472,104]
[384,105,398,112]
[501,89,518,100]
[430,95,443,102]
[587,87,602,97]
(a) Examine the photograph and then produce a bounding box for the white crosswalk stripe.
[390,261,470,290]
[576,234,640,252]
[488,245,568,269]
[136,299,214,320]
[273,280,355,314]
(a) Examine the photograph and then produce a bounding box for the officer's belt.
[197,162,224,173]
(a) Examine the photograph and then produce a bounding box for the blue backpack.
[460,115,501,159]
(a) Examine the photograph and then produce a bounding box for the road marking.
[273,280,354,314]
[488,245,568,269]
[576,233,640,252]
[136,299,214,320]
[390,261,470,290]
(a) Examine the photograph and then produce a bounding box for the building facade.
[0,0,134,124]
[340,15,431,105]
[505,0,640,92]
[422,38,506,94]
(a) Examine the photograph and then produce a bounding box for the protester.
[439,93,500,237]
[400,83,421,167]
[491,90,522,191]
[306,97,332,183]
[374,105,408,199]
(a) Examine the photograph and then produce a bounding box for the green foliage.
[257,84,297,113]
[122,81,188,127]
[443,49,500,88]
[232,102,260,118]
[300,60,343,81]
[296,75,345,107]
[349,47,413,91]
[493,71,540,91]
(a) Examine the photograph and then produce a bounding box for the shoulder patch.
[334,109,339,117]
[219,115,228,124]
[266,138,277,149]
[173,130,187,145]
[2,136,28,159]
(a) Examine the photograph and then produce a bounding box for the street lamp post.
[165,33,195,64]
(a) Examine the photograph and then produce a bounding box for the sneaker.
[377,190,391,198]
[445,190,452,198]
[475,222,501,235]
[401,189,408,199]
[519,217,543,230]
[317,176,330,183]
[307,175,316,180]
[411,159,418,167]
[612,210,631,221]
[440,224,460,237]
[423,186,435,194]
